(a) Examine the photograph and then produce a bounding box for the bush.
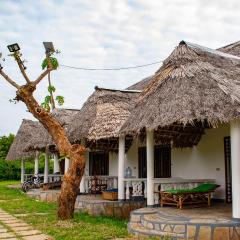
[0,160,21,180]
[0,156,54,180]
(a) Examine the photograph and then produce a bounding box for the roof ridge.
[95,86,141,93]
[180,40,240,60]
[218,40,240,50]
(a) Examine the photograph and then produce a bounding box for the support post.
[53,153,60,173]
[21,159,25,183]
[34,151,39,175]
[64,157,71,173]
[147,129,154,206]
[79,147,87,193]
[80,174,86,193]
[230,121,240,219]
[44,149,49,183]
[118,135,125,200]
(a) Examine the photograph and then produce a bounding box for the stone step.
[128,222,186,239]
[129,208,157,223]
[141,213,187,235]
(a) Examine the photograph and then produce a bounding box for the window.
[89,152,109,176]
[138,145,171,178]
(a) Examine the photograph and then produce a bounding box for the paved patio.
[129,203,240,239]
[0,208,51,240]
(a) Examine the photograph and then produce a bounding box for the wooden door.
[138,147,147,178]
[138,145,171,178]
[89,152,109,176]
[154,145,171,178]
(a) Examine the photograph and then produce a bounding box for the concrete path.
[0,208,52,240]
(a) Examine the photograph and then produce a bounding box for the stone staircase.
[128,207,240,240]
[128,208,186,239]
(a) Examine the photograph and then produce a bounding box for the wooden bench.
[157,183,220,209]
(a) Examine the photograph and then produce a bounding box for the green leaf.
[45,95,51,103]
[41,58,48,70]
[41,101,50,112]
[41,57,59,70]
[56,95,64,106]
[48,85,56,93]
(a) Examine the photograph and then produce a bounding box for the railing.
[24,174,64,183]
[123,178,147,200]
[124,178,215,203]
[84,176,118,193]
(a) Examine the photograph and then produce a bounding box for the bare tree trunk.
[16,84,85,219]
[48,72,56,110]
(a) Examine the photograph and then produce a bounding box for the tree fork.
[16,83,86,219]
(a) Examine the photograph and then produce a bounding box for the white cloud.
[0,0,239,135]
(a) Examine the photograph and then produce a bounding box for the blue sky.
[0,0,240,135]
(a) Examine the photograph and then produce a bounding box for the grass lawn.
[0,180,130,240]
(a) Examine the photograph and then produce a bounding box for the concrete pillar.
[230,121,240,219]
[44,150,49,183]
[34,152,39,175]
[79,148,88,193]
[147,129,154,206]
[53,153,60,173]
[80,174,85,193]
[21,159,25,183]
[118,135,125,200]
[64,157,71,173]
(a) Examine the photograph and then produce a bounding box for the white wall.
[109,152,118,176]
[84,148,137,177]
[109,139,139,177]
[172,124,229,199]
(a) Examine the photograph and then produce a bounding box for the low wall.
[27,190,146,219]
[27,189,60,202]
[75,197,146,219]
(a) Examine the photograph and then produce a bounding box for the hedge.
[0,155,54,180]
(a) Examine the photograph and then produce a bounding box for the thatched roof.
[69,87,140,150]
[51,108,80,126]
[218,41,240,57]
[6,109,80,160]
[126,76,153,90]
[23,108,79,152]
[6,120,40,160]
[121,41,240,147]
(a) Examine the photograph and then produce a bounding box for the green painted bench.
[158,183,220,209]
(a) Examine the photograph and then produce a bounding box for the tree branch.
[33,54,54,86]
[33,67,53,86]
[15,56,31,84]
[0,69,20,89]
[46,53,53,69]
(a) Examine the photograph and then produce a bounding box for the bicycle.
[22,175,41,192]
